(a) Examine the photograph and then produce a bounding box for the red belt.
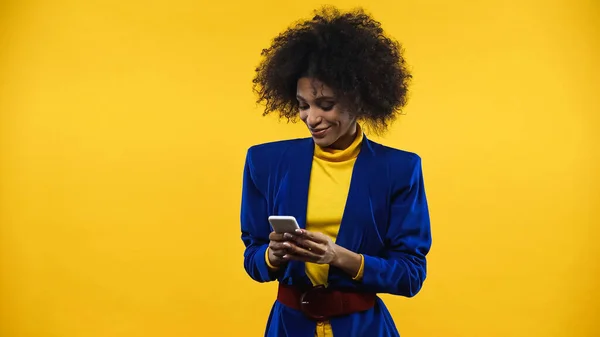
[277,283,376,321]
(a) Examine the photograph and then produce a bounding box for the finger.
[269,241,289,252]
[294,229,328,244]
[283,242,321,261]
[284,234,325,252]
[294,238,326,254]
[282,254,312,262]
[284,233,308,246]
[269,232,287,242]
[283,232,299,241]
[283,253,323,263]
[268,245,287,259]
[272,250,286,258]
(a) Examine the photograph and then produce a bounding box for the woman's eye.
[299,105,309,110]
[320,105,334,111]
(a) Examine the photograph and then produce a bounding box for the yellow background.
[0,0,598,336]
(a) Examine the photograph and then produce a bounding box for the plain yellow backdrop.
[0,0,598,336]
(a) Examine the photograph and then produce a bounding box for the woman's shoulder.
[246,137,311,160]
[365,140,426,189]
[247,137,310,153]
[368,139,422,166]
[244,137,312,170]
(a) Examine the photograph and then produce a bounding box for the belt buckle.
[299,285,343,321]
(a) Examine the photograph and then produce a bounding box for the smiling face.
[296,77,357,150]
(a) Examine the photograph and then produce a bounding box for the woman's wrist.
[330,244,362,277]
[266,247,284,270]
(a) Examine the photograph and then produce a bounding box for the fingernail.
[295,229,302,233]
[283,242,290,247]
[284,233,292,239]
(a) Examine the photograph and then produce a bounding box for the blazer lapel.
[334,136,379,252]
[283,138,314,230]
[280,138,314,285]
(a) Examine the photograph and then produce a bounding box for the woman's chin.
[312,137,333,148]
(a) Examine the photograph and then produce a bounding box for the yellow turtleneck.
[266,125,365,337]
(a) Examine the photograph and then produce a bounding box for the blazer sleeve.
[240,148,280,283]
[361,155,432,296]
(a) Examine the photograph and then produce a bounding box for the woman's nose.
[305,108,323,128]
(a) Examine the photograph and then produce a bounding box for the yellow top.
[266,125,365,337]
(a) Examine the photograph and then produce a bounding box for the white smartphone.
[268,215,300,234]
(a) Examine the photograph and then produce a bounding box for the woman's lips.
[310,127,330,138]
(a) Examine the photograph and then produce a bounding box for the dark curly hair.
[252,6,412,134]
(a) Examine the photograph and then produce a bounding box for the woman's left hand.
[281,229,338,265]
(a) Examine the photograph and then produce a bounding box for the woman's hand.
[283,229,363,279]
[281,229,338,264]
[267,232,290,268]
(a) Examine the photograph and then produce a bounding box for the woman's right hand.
[267,232,289,268]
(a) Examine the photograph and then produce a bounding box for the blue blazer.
[240,134,432,337]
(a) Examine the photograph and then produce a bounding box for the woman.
[240,6,432,337]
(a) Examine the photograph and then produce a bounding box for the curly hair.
[252,6,412,134]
